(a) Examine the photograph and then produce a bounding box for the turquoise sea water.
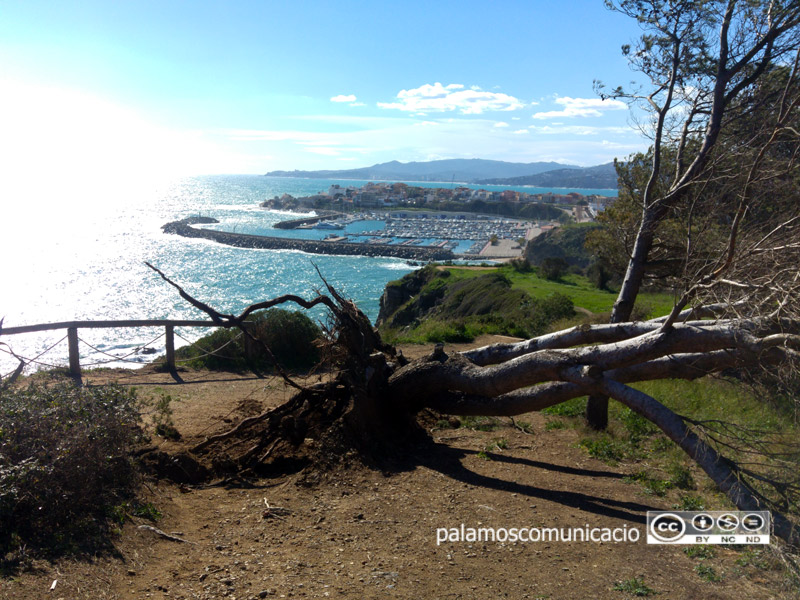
[0,175,615,374]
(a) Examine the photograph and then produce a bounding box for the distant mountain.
[477,162,618,189]
[265,159,581,184]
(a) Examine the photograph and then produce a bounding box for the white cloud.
[494,122,509,128]
[298,139,344,147]
[227,129,318,142]
[529,124,634,136]
[330,94,357,103]
[512,129,529,135]
[532,96,627,120]
[224,113,646,172]
[378,82,525,114]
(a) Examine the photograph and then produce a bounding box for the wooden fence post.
[67,327,81,379]
[243,323,256,362]
[165,325,175,371]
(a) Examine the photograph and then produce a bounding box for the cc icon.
[649,513,686,543]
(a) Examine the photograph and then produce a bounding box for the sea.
[0,175,616,375]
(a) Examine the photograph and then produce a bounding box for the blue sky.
[0,0,650,179]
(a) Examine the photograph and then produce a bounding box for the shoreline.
[162,218,455,261]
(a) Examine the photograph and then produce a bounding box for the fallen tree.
[144,259,800,546]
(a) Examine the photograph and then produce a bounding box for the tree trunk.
[585,198,665,429]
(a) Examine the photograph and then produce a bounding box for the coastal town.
[258,181,615,259]
[264,181,612,217]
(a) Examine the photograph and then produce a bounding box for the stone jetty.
[161,218,455,261]
[272,210,343,230]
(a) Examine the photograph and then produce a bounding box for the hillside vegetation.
[477,162,618,188]
[377,243,673,344]
[169,308,322,372]
[376,262,672,344]
[524,222,603,268]
[377,266,575,343]
[420,199,569,222]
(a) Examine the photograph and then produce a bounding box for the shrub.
[666,462,696,490]
[0,382,144,561]
[459,416,502,431]
[673,495,706,511]
[613,577,656,596]
[694,563,722,582]
[249,308,322,369]
[535,293,575,328]
[623,470,671,496]
[619,407,659,442]
[423,320,475,343]
[684,545,716,560]
[543,397,587,417]
[539,257,569,281]
[174,308,322,372]
[579,436,628,464]
[509,257,532,273]
[587,260,612,290]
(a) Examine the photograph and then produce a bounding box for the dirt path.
[3,338,794,599]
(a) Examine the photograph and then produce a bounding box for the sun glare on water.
[0,81,229,306]
[0,80,231,216]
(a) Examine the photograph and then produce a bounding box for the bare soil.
[3,336,795,599]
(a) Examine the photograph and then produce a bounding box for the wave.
[209,204,269,212]
[378,261,422,271]
[262,208,317,217]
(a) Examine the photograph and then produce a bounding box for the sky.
[0,0,651,181]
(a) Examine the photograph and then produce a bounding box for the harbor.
[161,217,456,261]
[269,210,552,258]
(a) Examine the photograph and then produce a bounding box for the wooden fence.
[1,319,237,378]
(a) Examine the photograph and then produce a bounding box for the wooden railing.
[1,319,236,378]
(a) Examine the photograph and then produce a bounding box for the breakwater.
[271,210,344,230]
[162,218,455,261]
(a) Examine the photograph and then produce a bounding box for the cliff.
[376,266,439,326]
[376,265,574,342]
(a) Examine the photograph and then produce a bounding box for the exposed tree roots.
[143,267,424,485]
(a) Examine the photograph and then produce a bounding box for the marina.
[269,209,551,257]
[354,215,532,242]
